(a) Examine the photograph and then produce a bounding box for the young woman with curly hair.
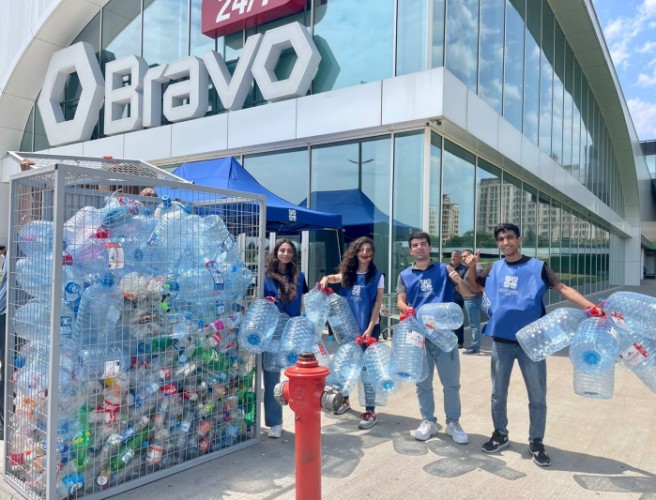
[262,239,308,438]
[320,236,384,429]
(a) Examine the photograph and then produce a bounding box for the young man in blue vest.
[466,222,595,466]
[397,231,472,444]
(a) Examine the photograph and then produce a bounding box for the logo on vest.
[419,279,434,297]
[499,275,519,296]
[352,285,363,302]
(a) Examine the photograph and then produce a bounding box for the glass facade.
[18,0,622,297]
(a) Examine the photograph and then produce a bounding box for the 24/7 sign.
[202,0,306,38]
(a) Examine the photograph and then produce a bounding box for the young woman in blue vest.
[466,223,595,467]
[320,236,384,429]
[263,239,308,438]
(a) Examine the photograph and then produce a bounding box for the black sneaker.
[529,439,551,467]
[481,431,509,453]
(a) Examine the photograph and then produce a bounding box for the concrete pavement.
[2,283,656,499]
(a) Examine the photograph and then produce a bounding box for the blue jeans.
[416,341,462,424]
[263,369,282,427]
[344,324,380,412]
[490,340,547,441]
[464,298,482,350]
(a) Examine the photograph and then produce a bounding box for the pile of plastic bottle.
[9,193,257,498]
[516,292,656,399]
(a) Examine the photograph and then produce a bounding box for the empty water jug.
[326,342,363,396]
[615,328,656,393]
[358,365,388,408]
[277,316,315,368]
[569,317,620,374]
[417,302,464,331]
[326,294,359,344]
[605,291,656,340]
[362,342,401,395]
[422,325,458,352]
[573,367,614,399]
[304,285,331,341]
[517,307,589,362]
[391,316,425,382]
[237,298,279,353]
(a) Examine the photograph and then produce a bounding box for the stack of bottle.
[7,192,261,498]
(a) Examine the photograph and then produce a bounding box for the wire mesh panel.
[5,160,265,499]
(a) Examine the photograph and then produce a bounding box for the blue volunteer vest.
[484,258,546,341]
[263,271,305,317]
[400,263,455,309]
[339,270,383,333]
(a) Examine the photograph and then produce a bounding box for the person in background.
[450,250,467,348]
[397,231,471,444]
[0,245,6,275]
[465,222,596,467]
[139,187,157,197]
[461,249,484,355]
[263,239,308,438]
[320,237,384,429]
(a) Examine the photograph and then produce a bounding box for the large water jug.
[222,261,253,304]
[362,342,401,395]
[417,302,464,331]
[303,285,331,341]
[73,272,123,347]
[357,365,388,408]
[13,299,76,345]
[15,253,54,298]
[237,298,279,353]
[201,214,240,263]
[573,367,614,399]
[517,308,589,362]
[312,339,331,367]
[616,328,656,393]
[145,200,193,273]
[422,325,458,352]
[569,317,620,374]
[17,220,54,256]
[326,293,359,344]
[100,193,143,229]
[326,342,363,396]
[71,230,128,276]
[74,346,130,380]
[277,316,315,367]
[391,316,425,382]
[605,291,656,340]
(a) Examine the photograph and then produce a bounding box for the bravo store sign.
[38,17,319,146]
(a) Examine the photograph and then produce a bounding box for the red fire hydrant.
[274,352,343,500]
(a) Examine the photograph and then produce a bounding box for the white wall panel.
[297,82,381,138]
[228,99,297,149]
[496,118,522,167]
[82,134,125,159]
[442,71,467,130]
[171,113,228,160]
[124,125,173,161]
[381,68,443,125]
[467,93,497,150]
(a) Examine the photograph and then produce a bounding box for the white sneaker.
[414,419,438,441]
[268,425,282,438]
[446,421,469,444]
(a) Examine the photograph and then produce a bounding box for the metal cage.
[4,154,266,499]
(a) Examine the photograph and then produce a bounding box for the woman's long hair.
[339,237,377,288]
[265,239,299,304]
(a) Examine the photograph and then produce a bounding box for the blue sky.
[593,0,656,140]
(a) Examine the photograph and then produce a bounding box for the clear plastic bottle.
[277,316,316,368]
[13,299,76,346]
[303,285,331,341]
[391,316,426,382]
[326,293,359,344]
[358,365,388,408]
[569,317,620,374]
[17,220,54,256]
[312,339,331,367]
[362,342,400,395]
[615,328,656,393]
[605,291,656,340]
[62,206,103,250]
[73,272,123,347]
[516,307,589,362]
[237,298,279,353]
[417,302,464,331]
[100,193,143,229]
[15,253,54,299]
[71,229,128,276]
[74,346,130,380]
[145,200,193,273]
[422,325,458,352]
[573,366,615,399]
[326,342,364,396]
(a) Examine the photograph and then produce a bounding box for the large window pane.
[562,43,574,171]
[446,0,479,91]
[479,0,505,113]
[548,201,561,305]
[397,0,427,75]
[539,0,554,156]
[313,0,393,93]
[522,184,538,257]
[476,158,502,261]
[393,132,424,281]
[102,0,141,63]
[501,172,522,226]
[429,132,443,245]
[191,0,215,56]
[243,149,309,205]
[441,140,476,255]
[143,0,189,64]
[431,0,446,67]
[504,0,524,130]
[524,0,539,143]
[552,24,564,164]
[561,209,573,286]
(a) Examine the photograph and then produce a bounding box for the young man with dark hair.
[465,222,595,466]
[397,231,472,444]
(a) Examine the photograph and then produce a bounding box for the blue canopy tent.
[167,157,342,234]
